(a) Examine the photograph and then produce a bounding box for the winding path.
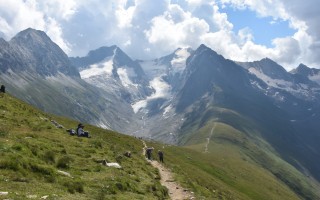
[142,140,194,200]
[204,123,216,153]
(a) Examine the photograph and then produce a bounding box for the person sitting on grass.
[76,123,90,138]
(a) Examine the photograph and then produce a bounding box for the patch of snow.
[163,105,172,118]
[80,59,113,79]
[132,99,148,113]
[249,68,293,89]
[171,48,191,75]
[131,77,171,113]
[117,67,138,88]
[249,68,315,100]
[309,73,320,85]
[140,60,167,78]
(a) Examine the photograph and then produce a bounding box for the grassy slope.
[147,107,320,199]
[2,93,319,200]
[0,93,168,200]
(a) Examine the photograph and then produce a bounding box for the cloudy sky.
[0,0,319,70]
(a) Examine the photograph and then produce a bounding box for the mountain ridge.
[1,29,320,197]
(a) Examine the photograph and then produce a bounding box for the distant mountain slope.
[1,28,320,197]
[0,28,135,133]
[70,45,151,104]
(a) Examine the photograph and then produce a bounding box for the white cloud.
[0,0,319,70]
[145,4,209,51]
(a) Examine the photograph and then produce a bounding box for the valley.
[1,28,320,199]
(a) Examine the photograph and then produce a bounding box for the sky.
[0,0,319,70]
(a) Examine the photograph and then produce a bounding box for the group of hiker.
[67,123,91,138]
[145,147,164,163]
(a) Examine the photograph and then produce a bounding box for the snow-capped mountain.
[2,28,320,184]
[133,47,193,114]
[70,46,152,104]
[291,63,320,85]
[0,29,136,133]
[237,58,320,102]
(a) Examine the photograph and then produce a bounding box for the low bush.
[56,156,73,169]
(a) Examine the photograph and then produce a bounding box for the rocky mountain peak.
[1,28,79,77]
[10,28,52,48]
[291,63,311,75]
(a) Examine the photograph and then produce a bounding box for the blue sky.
[222,7,295,48]
[0,0,319,70]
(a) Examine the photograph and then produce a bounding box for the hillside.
[0,93,167,199]
[147,117,320,200]
[1,87,320,200]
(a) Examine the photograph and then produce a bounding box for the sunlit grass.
[0,94,168,199]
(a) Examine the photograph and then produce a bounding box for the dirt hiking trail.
[142,140,195,200]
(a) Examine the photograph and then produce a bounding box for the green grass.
[146,120,320,200]
[0,93,168,199]
[1,93,320,200]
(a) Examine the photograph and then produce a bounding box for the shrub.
[63,180,84,194]
[56,156,73,169]
[0,159,20,171]
[43,151,55,164]
[0,126,9,137]
[90,139,103,149]
[12,144,23,151]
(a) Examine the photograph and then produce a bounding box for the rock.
[106,162,122,169]
[0,192,8,195]
[57,170,72,178]
[41,195,49,199]
[27,194,37,199]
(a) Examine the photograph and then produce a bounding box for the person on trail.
[146,147,154,160]
[158,150,164,163]
[0,85,5,93]
[76,123,90,138]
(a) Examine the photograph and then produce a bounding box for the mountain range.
[1,28,320,199]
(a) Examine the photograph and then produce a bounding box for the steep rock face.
[2,28,79,77]
[176,44,257,112]
[291,63,320,85]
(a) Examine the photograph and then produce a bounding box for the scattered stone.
[27,194,37,199]
[50,120,64,129]
[98,159,122,168]
[57,170,72,178]
[106,162,122,169]
[40,195,49,199]
[0,192,8,195]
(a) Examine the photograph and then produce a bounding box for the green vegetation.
[0,94,167,199]
[147,118,320,199]
[1,93,319,200]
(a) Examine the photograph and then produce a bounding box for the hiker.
[76,123,90,138]
[158,150,164,163]
[146,147,154,160]
[0,85,5,93]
